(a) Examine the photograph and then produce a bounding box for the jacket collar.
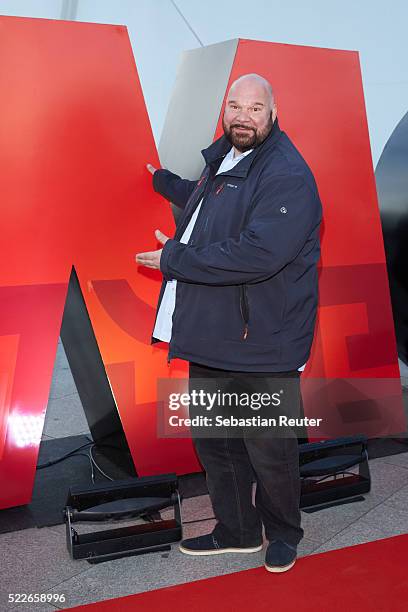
[201,116,282,178]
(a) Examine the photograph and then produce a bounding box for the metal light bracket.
[63,473,182,563]
[300,435,371,510]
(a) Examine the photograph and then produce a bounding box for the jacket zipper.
[187,175,217,244]
[239,285,249,340]
[174,172,210,241]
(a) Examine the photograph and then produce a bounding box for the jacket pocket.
[236,280,285,345]
[239,284,249,340]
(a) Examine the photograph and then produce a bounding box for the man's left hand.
[135,230,169,270]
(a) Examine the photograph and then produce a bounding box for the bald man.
[137,73,322,573]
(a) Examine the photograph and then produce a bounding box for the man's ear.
[272,103,278,122]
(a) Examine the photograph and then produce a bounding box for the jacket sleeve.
[159,174,322,286]
[153,169,198,210]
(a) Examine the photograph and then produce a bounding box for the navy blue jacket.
[151,118,322,371]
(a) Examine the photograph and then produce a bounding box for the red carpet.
[67,535,408,611]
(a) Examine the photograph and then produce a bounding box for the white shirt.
[152,146,306,372]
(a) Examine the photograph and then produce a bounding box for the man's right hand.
[146,163,157,175]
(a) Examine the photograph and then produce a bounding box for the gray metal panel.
[375,110,408,365]
[158,39,238,180]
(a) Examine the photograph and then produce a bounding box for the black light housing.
[300,435,371,510]
[64,473,182,563]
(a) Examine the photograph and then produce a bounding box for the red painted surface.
[0,22,403,509]
[0,16,199,510]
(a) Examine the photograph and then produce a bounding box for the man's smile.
[232,126,254,133]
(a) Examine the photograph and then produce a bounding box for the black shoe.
[264,539,297,573]
[179,533,263,556]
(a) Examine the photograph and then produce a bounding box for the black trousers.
[188,361,304,548]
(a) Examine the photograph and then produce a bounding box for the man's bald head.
[227,73,274,108]
[223,73,277,154]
